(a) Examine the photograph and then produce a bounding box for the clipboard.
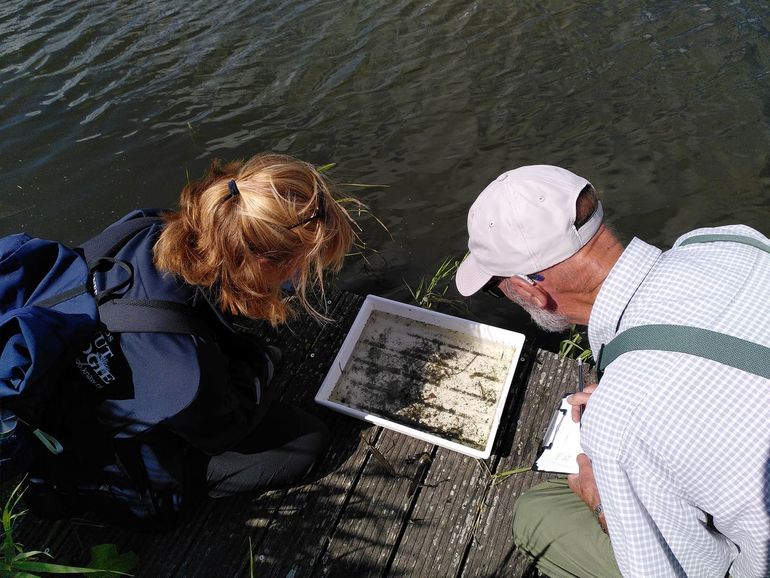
[532,395,582,474]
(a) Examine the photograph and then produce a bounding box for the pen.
[577,358,585,424]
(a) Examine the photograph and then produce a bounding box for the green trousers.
[512,478,623,578]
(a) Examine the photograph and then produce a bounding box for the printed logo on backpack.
[73,329,134,400]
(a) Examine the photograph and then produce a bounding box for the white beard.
[507,292,571,333]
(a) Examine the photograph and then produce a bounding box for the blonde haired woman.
[26,153,355,529]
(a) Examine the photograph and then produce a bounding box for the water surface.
[2,0,769,333]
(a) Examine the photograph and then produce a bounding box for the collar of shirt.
[587,237,662,352]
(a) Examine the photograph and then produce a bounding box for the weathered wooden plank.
[277,291,366,406]
[171,491,283,578]
[460,350,577,578]
[313,428,434,578]
[388,448,489,577]
[231,292,375,578]
[386,343,535,578]
[21,500,217,576]
[242,416,372,578]
[13,517,71,564]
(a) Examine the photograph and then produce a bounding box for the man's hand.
[567,453,608,533]
[567,383,597,423]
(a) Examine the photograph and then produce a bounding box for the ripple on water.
[0,0,768,330]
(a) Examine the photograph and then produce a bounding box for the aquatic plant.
[248,537,255,578]
[559,325,593,362]
[0,480,135,577]
[491,465,532,484]
[405,255,463,310]
[319,162,393,266]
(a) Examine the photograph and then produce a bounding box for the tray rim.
[314,294,526,459]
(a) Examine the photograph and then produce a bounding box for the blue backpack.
[0,217,211,481]
[0,234,99,459]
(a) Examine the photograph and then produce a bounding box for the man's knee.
[512,480,558,555]
[511,478,622,578]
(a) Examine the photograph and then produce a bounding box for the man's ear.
[504,276,549,308]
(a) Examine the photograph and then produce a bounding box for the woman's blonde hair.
[154,153,355,326]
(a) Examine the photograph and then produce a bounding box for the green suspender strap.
[598,233,770,379]
[678,233,770,252]
[598,324,770,379]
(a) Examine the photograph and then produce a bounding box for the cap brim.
[455,253,493,296]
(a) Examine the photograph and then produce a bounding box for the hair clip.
[228,179,240,198]
[286,192,326,230]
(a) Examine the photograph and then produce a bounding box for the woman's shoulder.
[102,211,194,303]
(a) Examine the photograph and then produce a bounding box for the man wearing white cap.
[456,165,770,578]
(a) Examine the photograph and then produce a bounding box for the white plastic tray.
[315,295,526,458]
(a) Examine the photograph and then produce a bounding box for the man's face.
[499,278,572,333]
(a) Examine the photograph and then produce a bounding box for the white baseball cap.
[455,165,603,296]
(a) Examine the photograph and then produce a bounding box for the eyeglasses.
[286,192,326,230]
[481,276,506,299]
[481,274,544,298]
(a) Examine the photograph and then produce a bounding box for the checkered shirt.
[583,225,770,578]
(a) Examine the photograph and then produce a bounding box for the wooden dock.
[16,291,584,578]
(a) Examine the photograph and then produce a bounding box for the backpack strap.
[112,438,166,524]
[598,233,770,378]
[80,216,162,305]
[79,215,213,338]
[598,324,770,379]
[81,215,235,340]
[34,284,90,309]
[79,216,162,262]
[99,299,213,338]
